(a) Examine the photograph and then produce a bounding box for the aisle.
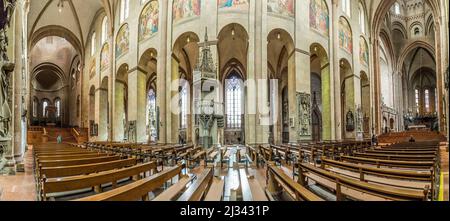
[0,146,36,201]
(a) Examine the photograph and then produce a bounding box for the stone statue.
[0,0,17,31]
[0,30,14,138]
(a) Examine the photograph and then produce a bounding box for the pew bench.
[41,161,157,201]
[75,164,184,201]
[298,163,429,201]
[266,163,323,201]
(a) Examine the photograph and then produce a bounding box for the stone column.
[127,68,147,143]
[156,0,168,144]
[113,81,125,141]
[12,0,26,172]
[331,0,342,140]
[97,88,108,141]
[254,0,269,145]
[321,63,332,140]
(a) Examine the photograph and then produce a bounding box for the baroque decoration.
[297,92,311,137]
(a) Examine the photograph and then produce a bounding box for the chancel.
[0,0,448,202]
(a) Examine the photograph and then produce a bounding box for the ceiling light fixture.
[277,33,281,40]
[57,0,66,13]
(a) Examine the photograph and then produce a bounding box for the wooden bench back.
[74,164,183,201]
[42,161,157,200]
[177,168,214,201]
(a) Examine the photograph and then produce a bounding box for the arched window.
[424,89,430,113]
[394,3,401,15]
[415,89,420,114]
[120,0,130,24]
[146,89,157,141]
[358,3,366,34]
[342,0,351,17]
[225,74,243,129]
[91,32,96,56]
[55,99,61,118]
[180,79,188,130]
[43,100,49,118]
[32,98,38,118]
[101,17,109,45]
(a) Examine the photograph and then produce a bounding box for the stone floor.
[440,143,449,201]
[0,146,36,201]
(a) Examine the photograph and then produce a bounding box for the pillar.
[127,68,147,143]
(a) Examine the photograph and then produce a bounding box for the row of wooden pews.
[294,141,440,201]
[34,143,157,201]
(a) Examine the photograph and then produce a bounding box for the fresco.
[360,36,369,66]
[100,43,109,72]
[116,24,129,58]
[89,60,96,79]
[339,17,353,54]
[139,0,159,42]
[309,0,329,37]
[218,0,249,10]
[267,0,295,18]
[172,0,201,23]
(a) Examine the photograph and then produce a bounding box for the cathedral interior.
[0,0,449,202]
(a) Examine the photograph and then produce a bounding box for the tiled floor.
[0,146,36,201]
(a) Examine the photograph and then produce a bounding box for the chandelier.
[57,0,67,13]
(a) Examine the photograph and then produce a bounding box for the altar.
[408,125,429,131]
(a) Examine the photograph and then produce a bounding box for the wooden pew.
[321,158,436,199]
[40,158,138,179]
[204,177,225,201]
[298,163,429,201]
[239,169,268,201]
[38,156,122,168]
[36,153,109,161]
[352,152,437,162]
[188,148,207,169]
[41,161,157,201]
[340,156,436,170]
[177,168,214,201]
[220,148,230,168]
[365,149,437,156]
[75,164,185,201]
[153,176,195,201]
[266,163,323,201]
[205,148,219,167]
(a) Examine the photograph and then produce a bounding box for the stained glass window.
[226,75,243,129]
[101,17,109,45]
[180,81,188,129]
[425,89,430,113]
[55,99,61,117]
[120,0,130,24]
[146,89,157,141]
[415,89,420,114]
[43,100,49,117]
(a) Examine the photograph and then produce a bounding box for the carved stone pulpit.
[192,28,222,149]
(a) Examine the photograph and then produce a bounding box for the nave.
[2,131,447,202]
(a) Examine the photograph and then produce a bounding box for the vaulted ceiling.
[28,0,105,53]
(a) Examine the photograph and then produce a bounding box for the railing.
[71,127,89,144]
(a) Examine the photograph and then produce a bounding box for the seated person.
[409,136,416,143]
